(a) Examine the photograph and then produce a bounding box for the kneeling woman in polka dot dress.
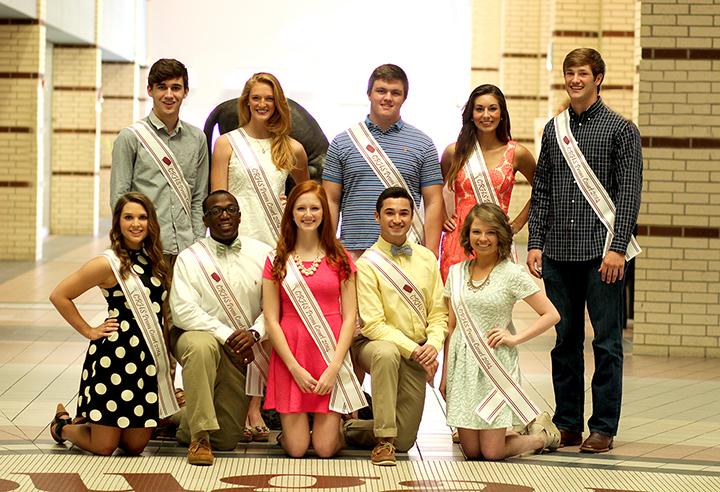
[49,192,176,455]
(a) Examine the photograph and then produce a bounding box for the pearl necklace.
[293,253,322,276]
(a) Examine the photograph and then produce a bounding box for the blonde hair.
[237,72,296,172]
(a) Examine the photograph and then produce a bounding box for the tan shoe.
[528,411,561,452]
[371,441,396,466]
[188,438,214,466]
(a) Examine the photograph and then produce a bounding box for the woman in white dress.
[211,72,309,245]
[440,203,561,460]
[211,72,309,441]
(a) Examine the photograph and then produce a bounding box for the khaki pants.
[346,337,426,452]
[171,329,249,451]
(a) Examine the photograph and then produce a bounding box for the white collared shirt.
[170,235,271,343]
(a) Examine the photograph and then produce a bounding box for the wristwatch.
[248,329,261,342]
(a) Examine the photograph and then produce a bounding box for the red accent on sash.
[403,284,413,293]
[563,136,570,145]
[211,272,221,282]
[366,144,375,153]
[162,156,172,165]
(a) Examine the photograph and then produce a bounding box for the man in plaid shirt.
[527,48,642,454]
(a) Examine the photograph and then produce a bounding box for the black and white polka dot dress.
[76,250,164,428]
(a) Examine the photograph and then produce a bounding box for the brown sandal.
[50,403,71,444]
[238,426,253,443]
[251,425,270,442]
[174,388,186,408]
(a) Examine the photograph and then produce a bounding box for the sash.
[278,256,367,413]
[346,122,425,244]
[361,249,426,326]
[128,120,192,218]
[101,250,179,419]
[553,110,641,261]
[464,142,520,263]
[226,129,283,243]
[187,241,269,396]
[449,263,539,425]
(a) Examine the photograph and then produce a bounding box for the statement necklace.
[293,252,322,276]
[466,260,497,292]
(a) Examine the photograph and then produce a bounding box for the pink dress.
[262,255,356,413]
[439,141,517,282]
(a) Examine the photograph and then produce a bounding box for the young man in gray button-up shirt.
[110,58,208,262]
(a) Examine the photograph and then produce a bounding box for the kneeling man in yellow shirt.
[346,186,448,466]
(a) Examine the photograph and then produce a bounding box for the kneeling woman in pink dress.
[262,180,366,458]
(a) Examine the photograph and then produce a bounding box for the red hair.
[271,181,352,282]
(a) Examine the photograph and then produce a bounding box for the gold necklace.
[466,260,496,292]
[293,252,322,276]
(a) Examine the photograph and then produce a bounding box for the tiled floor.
[1,233,720,491]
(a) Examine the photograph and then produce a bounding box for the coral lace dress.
[439,141,517,282]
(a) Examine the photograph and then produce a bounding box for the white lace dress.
[443,259,539,430]
[227,129,289,246]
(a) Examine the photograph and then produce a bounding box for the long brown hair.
[110,192,169,290]
[237,72,296,173]
[270,181,352,281]
[446,84,512,190]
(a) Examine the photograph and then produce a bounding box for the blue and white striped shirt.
[323,117,442,250]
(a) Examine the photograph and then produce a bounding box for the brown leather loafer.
[580,432,614,453]
[559,429,583,447]
[188,438,214,465]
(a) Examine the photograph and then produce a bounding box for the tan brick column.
[50,45,101,234]
[548,0,636,121]
[0,8,46,260]
[471,0,501,88]
[498,0,552,242]
[100,61,138,219]
[633,0,720,357]
[50,0,102,235]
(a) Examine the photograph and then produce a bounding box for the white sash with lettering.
[278,256,367,413]
[346,122,425,244]
[361,249,427,326]
[187,241,269,397]
[226,129,283,243]
[449,263,540,425]
[101,250,179,419]
[464,142,520,262]
[128,120,192,218]
[554,110,641,261]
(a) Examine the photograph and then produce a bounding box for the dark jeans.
[543,255,624,437]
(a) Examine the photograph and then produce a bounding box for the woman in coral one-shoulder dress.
[439,84,537,283]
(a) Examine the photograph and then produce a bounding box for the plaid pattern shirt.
[528,98,642,261]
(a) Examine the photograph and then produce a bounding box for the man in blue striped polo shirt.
[322,64,444,258]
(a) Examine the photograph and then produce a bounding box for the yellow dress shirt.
[356,236,448,359]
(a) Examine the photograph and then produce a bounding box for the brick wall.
[50,44,100,235]
[470,0,501,88]
[101,61,137,218]
[633,0,720,357]
[0,17,44,260]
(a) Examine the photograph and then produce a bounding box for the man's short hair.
[375,186,414,215]
[148,58,188,90]
[202,190,237,214]
[367,64,409,100]
[562,48,605,93]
